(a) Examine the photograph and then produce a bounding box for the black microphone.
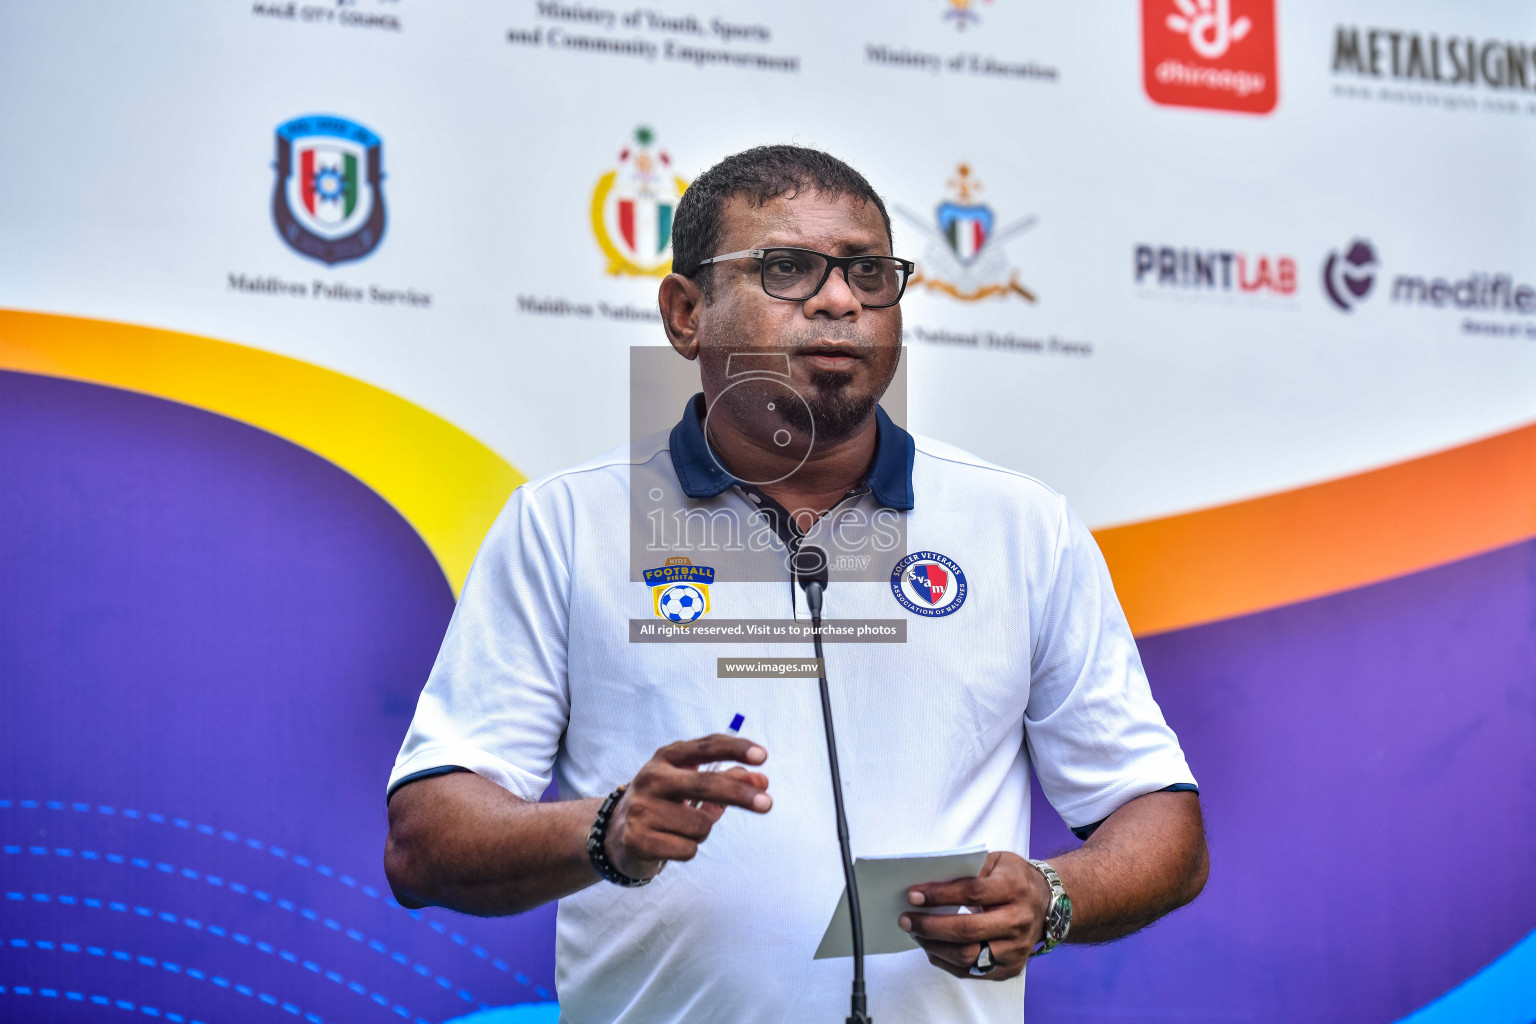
[792,544,871,1024]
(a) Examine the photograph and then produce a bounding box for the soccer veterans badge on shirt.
[645,556,715,625]
[891,551,968,617]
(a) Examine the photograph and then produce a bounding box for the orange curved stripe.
[1097,419,1536,636]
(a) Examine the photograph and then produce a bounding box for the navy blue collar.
[668,392,915,511]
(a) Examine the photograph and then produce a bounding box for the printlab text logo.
[1143,0,1277,114]
[1135,244,1295,299]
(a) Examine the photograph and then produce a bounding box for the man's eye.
[769,259,803,275]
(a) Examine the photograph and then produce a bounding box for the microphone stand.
[802,570,871,1024]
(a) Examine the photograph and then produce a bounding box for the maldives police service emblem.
[891,551,968,617]
[272,115,386,265]
[591,126,689,278]
[645,556,715,626]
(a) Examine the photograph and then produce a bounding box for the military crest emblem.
[272,115,386,265]
[937,201,993,266]
[898,164,1036,302]
[591,126,689,277]
[645,556,715,625]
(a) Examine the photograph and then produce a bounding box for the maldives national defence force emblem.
[592,126,689,277]
[646,556,714,625]
[272,114,386,265]
[897,164,1036,302]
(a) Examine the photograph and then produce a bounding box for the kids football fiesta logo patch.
[272,115,386,265]
[592,126,689,278]
[645,556,714,626]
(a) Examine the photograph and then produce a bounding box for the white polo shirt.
[390,396,1197,1023]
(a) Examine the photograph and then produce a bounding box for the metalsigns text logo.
[272,115,386,265]
[1333,26,1536,95]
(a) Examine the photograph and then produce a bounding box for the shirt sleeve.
[1024,495,1197,831]
[387,481,571,803]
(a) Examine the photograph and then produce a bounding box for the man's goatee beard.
[777,370,878,441]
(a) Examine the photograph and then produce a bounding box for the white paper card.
[813,845,988,959]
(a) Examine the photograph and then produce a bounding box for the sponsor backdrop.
[2,1,1534,1021]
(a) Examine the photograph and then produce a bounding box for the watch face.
[1047,893,1073,940]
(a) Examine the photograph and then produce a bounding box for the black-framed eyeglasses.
[693,247,915,308]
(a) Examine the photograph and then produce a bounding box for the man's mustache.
[722,326,879,354]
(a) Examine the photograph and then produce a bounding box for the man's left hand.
[899,851,1049,981]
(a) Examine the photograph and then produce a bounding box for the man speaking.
[384,146,1207,1022]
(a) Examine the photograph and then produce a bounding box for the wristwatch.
[1027,859,1072,957]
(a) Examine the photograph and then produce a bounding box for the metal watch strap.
[1027,858,1071,957]
[586,784,657,887]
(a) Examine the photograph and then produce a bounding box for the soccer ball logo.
[658,584,707,624]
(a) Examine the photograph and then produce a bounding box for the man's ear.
[659,273,703,360]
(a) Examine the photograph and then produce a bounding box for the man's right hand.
[604,734,771,881]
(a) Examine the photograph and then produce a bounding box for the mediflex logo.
[1322,239,1378,312]
[1322,239,1536,316]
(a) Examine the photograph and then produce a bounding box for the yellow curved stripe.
[0,309,523,595]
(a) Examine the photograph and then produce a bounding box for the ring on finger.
[968,941,996,977]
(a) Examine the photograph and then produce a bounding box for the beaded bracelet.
[586,784,657,887]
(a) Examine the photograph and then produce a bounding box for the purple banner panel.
[1029,531,1536,1022]
[0,371,557,1023]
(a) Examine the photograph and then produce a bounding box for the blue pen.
[690,713,746,808]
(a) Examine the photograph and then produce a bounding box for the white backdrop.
[4,1,1535,529]
[6,5,1536,1024]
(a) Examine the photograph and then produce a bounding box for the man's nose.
[803,267,862,319]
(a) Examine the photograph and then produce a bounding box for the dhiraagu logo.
[1142,0,1277,114]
